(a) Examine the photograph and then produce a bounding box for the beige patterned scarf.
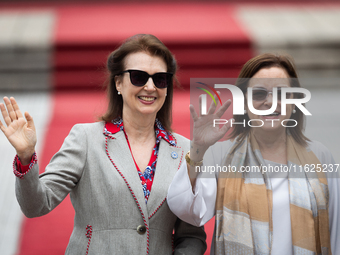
[215,133,331,255]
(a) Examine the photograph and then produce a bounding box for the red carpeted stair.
[53,3,252,89]
[17,3,253,254]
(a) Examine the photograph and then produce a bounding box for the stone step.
[0,71,51,90]
[0,11,55,90]
[237,6,340,88]
[0,12,55,50]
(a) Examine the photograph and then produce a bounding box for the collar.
[104,118,176,146]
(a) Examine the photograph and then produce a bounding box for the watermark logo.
[200,84,311,116]
[196,82,222,107]
[192,78,312,128]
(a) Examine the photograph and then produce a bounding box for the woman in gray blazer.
[0,34,206,255]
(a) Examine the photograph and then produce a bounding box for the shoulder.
[307,140,339,179]
[71,122,105,134]
[66,122,105,141]
[307,140,335,164]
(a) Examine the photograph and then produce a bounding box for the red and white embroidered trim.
[13,153,38,179]
[85,225,92,255]
[148,197,167,220]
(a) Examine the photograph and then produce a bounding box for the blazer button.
[137,225,146,235]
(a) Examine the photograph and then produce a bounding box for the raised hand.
[189,94,232,161]
[0,97,36,165]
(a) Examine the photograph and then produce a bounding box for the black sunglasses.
[251,87,292,101]
[120,69,173,89]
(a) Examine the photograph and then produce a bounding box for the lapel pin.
[171,151,178,159]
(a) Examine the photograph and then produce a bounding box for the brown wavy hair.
[228,53,310,146]
[101,34,177,131]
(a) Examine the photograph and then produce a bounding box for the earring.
[244,109,247,114]
[118,91,121,95]
[165,93,167,96]
[292,109,296,114]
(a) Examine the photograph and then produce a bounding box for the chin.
[138,108,160,116]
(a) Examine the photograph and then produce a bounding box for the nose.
[144,78,156,91]
[264,92,273,105]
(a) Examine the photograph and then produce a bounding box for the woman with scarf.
[0,34,206,254]
[167,53,339,255]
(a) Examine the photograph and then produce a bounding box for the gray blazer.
[15,122,206,255]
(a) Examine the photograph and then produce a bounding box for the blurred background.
[0,0,339,254]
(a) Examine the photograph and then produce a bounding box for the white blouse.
[167,140,340,255]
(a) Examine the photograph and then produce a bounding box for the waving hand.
[189,94,233,162]
[0,97,36,164]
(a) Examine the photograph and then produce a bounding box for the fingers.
[218,118,234,137]
[25,111,35,130]
[0,119,5,133]
[207,92,219,115]
[1,97,25,127]
[0,99,11,126]
[10,97,23,118]
[4,97,18,122]
[189,104,199,122]
[197,94,203,117]
[193,93,231,121]
[215,99,232,118]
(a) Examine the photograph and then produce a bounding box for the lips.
[260,111,281,119]
[138,96,156,102]
[267,111,280,116]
